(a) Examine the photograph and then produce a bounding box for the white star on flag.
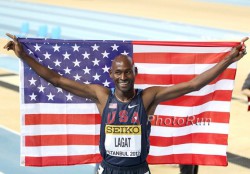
[73,59,81,67]
[64,67,72,74]
[91,44,99,51]
[47,92,55,101]
[29,77,37,86]
[73,74,82,81]
[121,50,129,55]
[82,51,90,59]
[102,80,111,87]
[102,65,110,73]
[66,93,73,101]
[63,51,71,59]
[111,44,119,51]
[38,58,43,62]
[29,93,37,101]
[93,73,101,81]
[92,58,100,66]
[37,85,45,93]
[72,44,80,52]
[84,80,91,84]
[54,59,62,67]
[34,43,41,51]
[48,65,53,70]
[83,66,91,74]
[57,87,63,93]
[101,50,110,58]
[52,44,61,52]
[28,49,33,55]
[43,52,51,59]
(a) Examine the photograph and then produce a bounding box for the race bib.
[105,125,141,157]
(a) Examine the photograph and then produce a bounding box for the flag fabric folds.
[19,38,239,167]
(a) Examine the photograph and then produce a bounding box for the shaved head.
[111,55,134,70]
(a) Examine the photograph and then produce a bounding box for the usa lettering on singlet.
[105,125,141,157]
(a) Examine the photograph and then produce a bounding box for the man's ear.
[109,68,112,77]
[134,67,138,75]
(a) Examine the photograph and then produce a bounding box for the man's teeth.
[120,82,128,85]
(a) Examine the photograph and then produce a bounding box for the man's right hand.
[3,33,25,58]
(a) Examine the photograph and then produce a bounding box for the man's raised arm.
[3,33,109,101]
[144,37,248,106]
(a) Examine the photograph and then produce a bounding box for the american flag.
[19,38,239,167]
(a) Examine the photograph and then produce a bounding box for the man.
[242,72,250,111]
[4,33,248,174]
[242,72,250,97]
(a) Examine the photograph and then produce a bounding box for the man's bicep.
[57,77,102,100]
[154,82,194,103]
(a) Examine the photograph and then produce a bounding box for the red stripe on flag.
[25,114,101,125]
[147,154,227,166]
[150,112,230,127]
[150,133,228,146]
[25,135,100,146]
[132,40,239,47]
[27,133,227,147]
[135,69,236,85]
[25,154,102,167]
[134,52,229,64]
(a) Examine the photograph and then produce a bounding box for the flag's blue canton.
[20,38,133,103]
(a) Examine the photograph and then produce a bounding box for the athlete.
[4,33,248,174]
[242,72,250,97]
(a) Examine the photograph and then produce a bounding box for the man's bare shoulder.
[91,84,110,96]
[142,86,162,95]
[141,86,162,109]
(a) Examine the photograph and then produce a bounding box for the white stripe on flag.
[136,63,236,74]
[23,124,100,136]
[186,80,234,95]
[155,101,231,116]
[149,143,227,156]
[22,103,98,114]
[150,123,229,137]
[135,79,234,95]
[22,145,100,156]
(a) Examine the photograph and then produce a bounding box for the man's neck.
[114,89,136,102]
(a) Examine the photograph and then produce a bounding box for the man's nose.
[120,73,127,80]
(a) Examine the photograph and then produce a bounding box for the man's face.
[110,58,137,92]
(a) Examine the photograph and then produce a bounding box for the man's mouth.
[118,81,129,87]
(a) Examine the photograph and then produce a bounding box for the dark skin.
[3,33,248,117]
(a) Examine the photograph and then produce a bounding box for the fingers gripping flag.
[19,38,239,167]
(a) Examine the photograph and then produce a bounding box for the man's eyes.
[115,70,132,75]
[125,71,132,74]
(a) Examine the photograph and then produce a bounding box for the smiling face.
[109,55,137,93]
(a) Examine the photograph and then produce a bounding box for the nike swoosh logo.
[128,104,138,109]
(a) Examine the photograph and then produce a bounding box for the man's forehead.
[111,61,133,70]
[112,55,134,68]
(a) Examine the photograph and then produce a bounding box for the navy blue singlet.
[99,89,151,167]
